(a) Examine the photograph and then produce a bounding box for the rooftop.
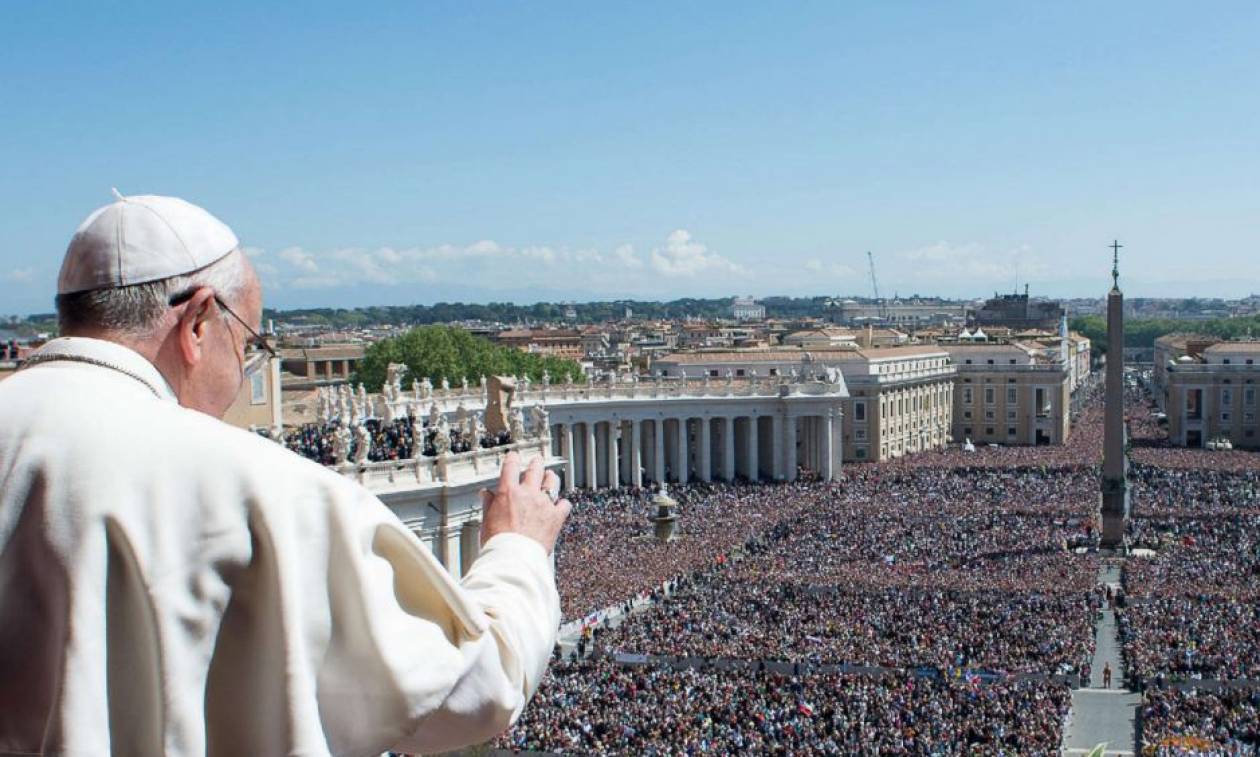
[1203,341,1260,354]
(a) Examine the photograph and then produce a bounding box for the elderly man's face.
[181,259,264,418]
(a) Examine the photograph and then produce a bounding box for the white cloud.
[278,246,320,273]
[804,259,859,278]
[3,267,34,282]
[257,229,746,295]
[612,244,642,269]
[649,229,746,277]
[893,241,1047,292]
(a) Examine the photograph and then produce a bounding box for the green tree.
[1071,314,1260,352]
[352,325,584,391]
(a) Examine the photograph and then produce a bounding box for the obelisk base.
[1099,480,1129,548]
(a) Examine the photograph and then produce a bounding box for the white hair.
[56,249,250,336]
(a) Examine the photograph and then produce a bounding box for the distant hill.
[268,296,837,328]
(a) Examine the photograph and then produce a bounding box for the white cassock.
[0,337,559,756]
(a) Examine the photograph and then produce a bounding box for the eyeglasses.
[168,288,277,358]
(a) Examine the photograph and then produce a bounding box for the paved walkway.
[1062,560,1140,756]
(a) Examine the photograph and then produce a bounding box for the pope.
[0,192,571,756]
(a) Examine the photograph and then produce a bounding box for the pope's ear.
[175,287,219,365]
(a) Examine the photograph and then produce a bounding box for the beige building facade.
[1159,340,1260,449]
[222,352,284,433]
[279,344,365,385]
[651,346,955,462]
[944,344,1071,447]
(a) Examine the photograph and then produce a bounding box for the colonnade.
[428,519,481,580]
[553,410,841,490]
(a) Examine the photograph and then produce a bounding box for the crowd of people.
[575,468,1101,678]
[1116,446,1260,688]
[516,452,1111,753]
[280,415,512,465]
[555,481,830,621]
[886,399,1106,472]
[1140,686,1260,755]
[498,659,1072,755]
[555,464,1102,623]
[1117,465,1260,687]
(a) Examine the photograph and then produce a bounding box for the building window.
[736,369,745,377]
[769,368,779,376]
[250,369,267,405]
[855,447,868,459]
[963,410,972,420]
[985,409,996,421]
[854,402,866,421]
[1007,409,1017,421]
[985,427,995,435]
[1223,389,1233,405]
[963,387,973,404]
[1224,359,1231,364]
[1009,359,1016,364]
[1007,427,1017,436]
[1246,389,1256,406]
[855,428,867,441]
[965,359,973,364]
[1007,387,1017,404]
[987,359,995,365]
[963,427,972,436]
[985,387,995,404]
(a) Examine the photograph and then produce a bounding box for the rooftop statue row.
[301,379,550,468]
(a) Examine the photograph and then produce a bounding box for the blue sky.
[2,2,1258,315]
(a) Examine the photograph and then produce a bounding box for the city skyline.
[3,2,1259,314]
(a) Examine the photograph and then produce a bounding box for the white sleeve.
[313,493,559,756]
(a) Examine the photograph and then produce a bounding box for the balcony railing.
[331,434,555,491]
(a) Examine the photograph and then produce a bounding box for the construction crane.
[867,251,887,321]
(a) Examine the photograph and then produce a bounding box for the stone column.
[824,410,836,481]
[460,521,481,576]
[562,423,575,491]
[607,422,620,490]
[784,415,798,482]
[585,422,598,490]
[771,414,783,480]
[631,420,644,488]
[675,417,689,484]
[747,415,759,482]
[653,419,665,484]
[698,416,712,482]
[619,421,632,484]
[442,527,462,580]
[722,416,736,481]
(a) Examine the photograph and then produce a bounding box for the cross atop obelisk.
[1110,239,1122,290]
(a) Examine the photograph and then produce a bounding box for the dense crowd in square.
[499,659,1072,755]
[1140,686,1260,755]
[1119,466,1260,688]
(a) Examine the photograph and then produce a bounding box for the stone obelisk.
[1100,240,1130,548]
